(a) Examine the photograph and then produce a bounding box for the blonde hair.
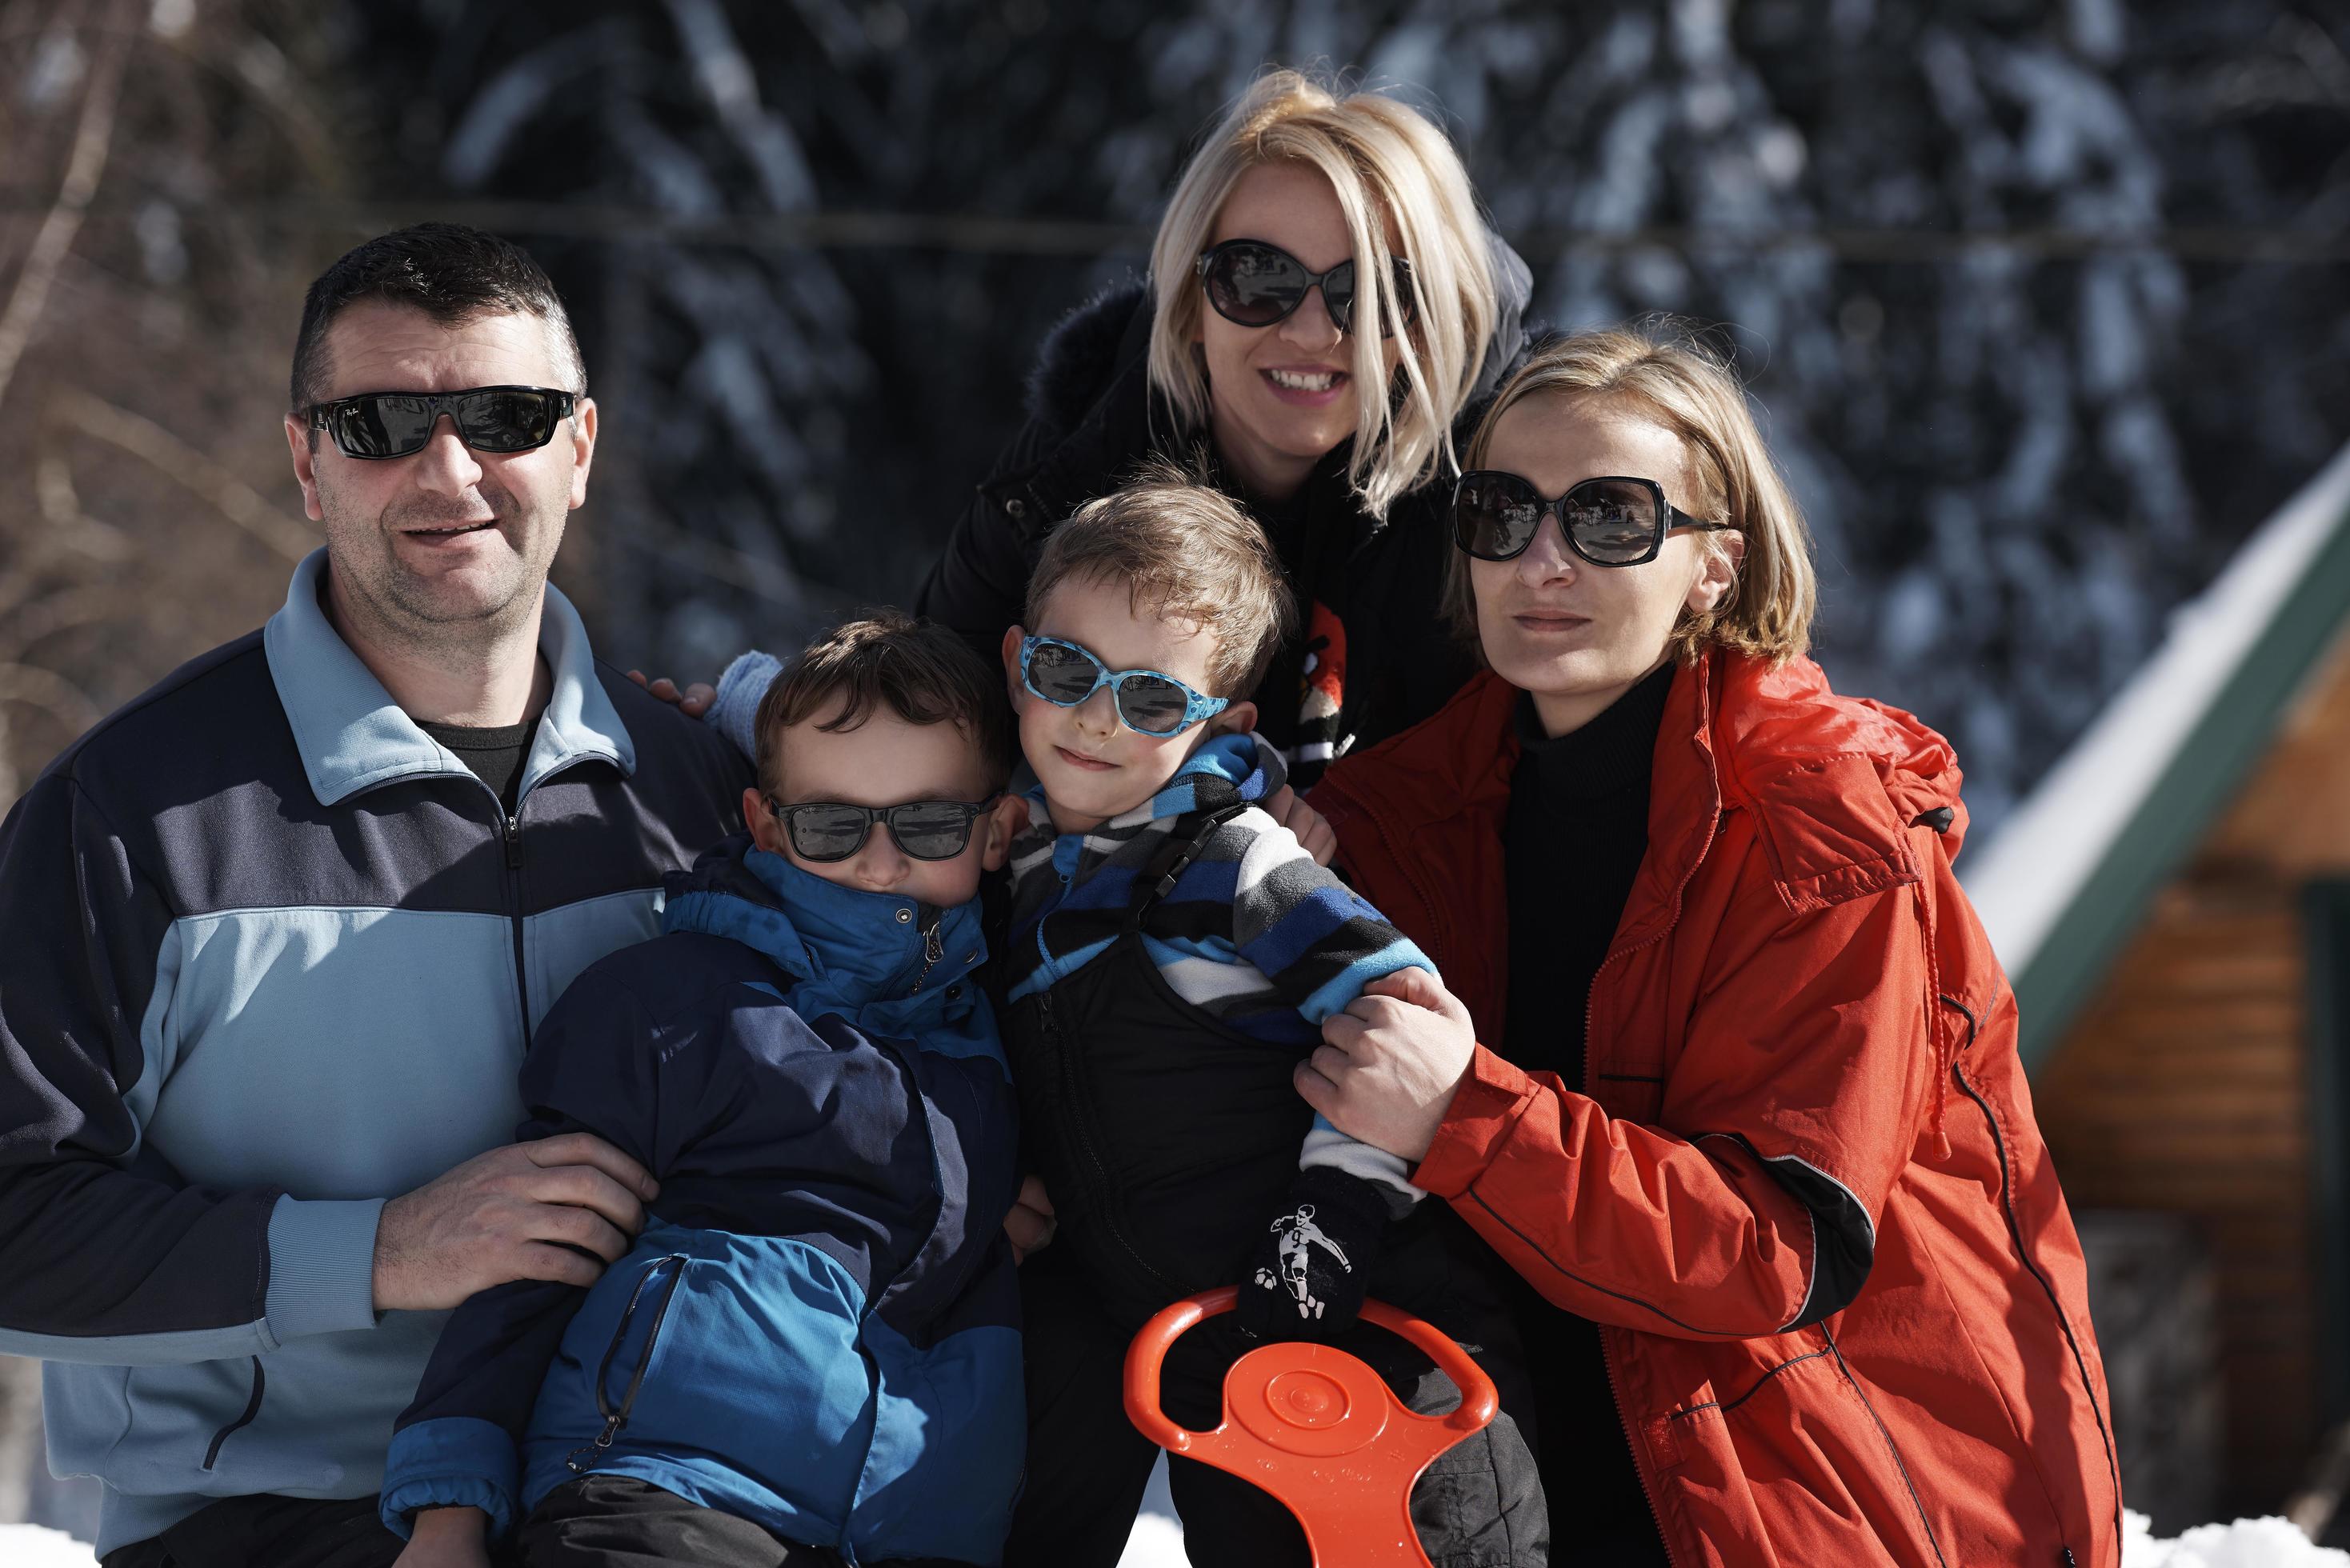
[1026,455,1299,698]
[1444,323,1818,665]
[1147,69,1499,522]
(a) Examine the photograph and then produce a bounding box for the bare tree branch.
[0,0,136,414]
[50,387,315,562]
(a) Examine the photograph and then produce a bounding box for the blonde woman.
[916,68,1530,790]
[1310,325,2122,1565]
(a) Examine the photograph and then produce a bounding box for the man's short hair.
[755,610,1015,798]
[1024,457,1298,698]
[289,222,586,414]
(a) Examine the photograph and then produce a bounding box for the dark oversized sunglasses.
[1195,238,1416,339]
[306,386,577,461]
[1452,471,1735,567]
[1019,635,1227,738]
[766,794,1002,864]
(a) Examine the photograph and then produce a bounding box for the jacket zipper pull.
[565,1414,622,1474]
[505,814,522,871]
[908,911,944,994]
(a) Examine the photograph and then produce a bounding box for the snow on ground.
[7,1506,2348,1566]
[2124,1511,2350,1567]
[0,1525,96,1566]
[1113,1506,2350,1568]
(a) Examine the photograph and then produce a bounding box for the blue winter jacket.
[378,834,1025,1565]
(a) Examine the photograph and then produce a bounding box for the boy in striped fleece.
[993,462,1545,1566]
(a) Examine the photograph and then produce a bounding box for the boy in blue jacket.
[380,611,1031,1568]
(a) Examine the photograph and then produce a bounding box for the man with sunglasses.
[0,224,745,1568]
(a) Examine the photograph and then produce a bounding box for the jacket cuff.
[263,1196,384,1344]
[707,650,783,762]
[1409,1044,1538,1198]
[380,1417,520,1540]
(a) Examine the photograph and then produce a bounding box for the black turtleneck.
[1501,658,1675,1566]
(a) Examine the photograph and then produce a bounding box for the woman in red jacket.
[1307,326,2122,1566]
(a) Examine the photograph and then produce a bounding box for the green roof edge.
[2016,502,2350,1074]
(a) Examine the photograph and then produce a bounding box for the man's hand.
[1262,786,1336,868]
[623,669,716,718]
[1004,1174,1055,1264]
[393,1506,492,1568]
[1295,969,1477,1165]
[374,1134,659,1312]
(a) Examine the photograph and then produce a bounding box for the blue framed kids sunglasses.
[1019,635,1229,738]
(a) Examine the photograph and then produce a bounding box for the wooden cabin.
[1965,442,2350,1525]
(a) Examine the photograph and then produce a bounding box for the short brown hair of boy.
[1023,458,1298,700]
[754,610,1015,799]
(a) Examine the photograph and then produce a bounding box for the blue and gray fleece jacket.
[0,550,746,1554]
[378,835,1024,1565]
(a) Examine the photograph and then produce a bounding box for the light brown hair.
[1024,457,1298,698]
[1445,322,1818,664]
[755,610,1014,797]
[1147,68,1499,521]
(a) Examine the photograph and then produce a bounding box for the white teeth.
[1267,369,1337,391]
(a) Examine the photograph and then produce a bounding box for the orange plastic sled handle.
[1123,1288,1499,1568]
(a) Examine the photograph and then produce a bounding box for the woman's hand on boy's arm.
[1003,1174,1056,1263]
[623,669,716,718]
[394,1506,492,1568]
[1298,969,1476,1165]
[1262,786,1335,867]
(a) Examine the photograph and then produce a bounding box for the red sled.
[1122,1288,1499,1568]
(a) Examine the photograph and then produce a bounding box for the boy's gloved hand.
[1236,1166,1389,1342]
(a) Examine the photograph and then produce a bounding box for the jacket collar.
[1319,650,1964,948]
[263,547,635,807]
[1015,729,1284,844]
[661,832,988,1024]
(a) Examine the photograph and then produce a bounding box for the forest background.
[0,0,2346,1543]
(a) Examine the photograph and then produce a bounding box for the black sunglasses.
[1452,472,1734,567]
[1195,238,1415,339]
[306,386,577,461]
[766,795,1000,864]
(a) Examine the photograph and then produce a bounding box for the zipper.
[838,1026,957,1544]
[567,1253,689,1474]
[1949,1038,2121,1559]
[907,910,945,994]
[1584,738,1723,1568]
[201,1358,265,1470]
[1038,988,1187,1300]
[1824,1326,1952,1566]
[502,810,530,1046]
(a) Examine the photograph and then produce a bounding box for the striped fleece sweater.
[1003,730,1429,1199]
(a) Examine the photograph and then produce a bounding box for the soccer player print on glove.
[1237,1169,1387,1342]
[1258,1202,1351,1319]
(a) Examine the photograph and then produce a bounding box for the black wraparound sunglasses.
[306,386,577,460]
[766,794,1001,863]
[1452,471,1734,567]
[1195,238,1416,339]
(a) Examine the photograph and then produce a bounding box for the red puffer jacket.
[1312,654,2121,1568]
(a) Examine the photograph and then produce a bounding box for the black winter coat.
[915,263,1532,786]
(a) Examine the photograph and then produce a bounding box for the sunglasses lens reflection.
[1027,642,1103,704]
[1205,243,1305,326]
[458,390,561,453]
[890,802,975,860]
[1565,481,1663,563]
[1455,474,1543,559]
[787,804,873,862]
[1115,674,1191,734]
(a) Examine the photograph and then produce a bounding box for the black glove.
[1235,1166,1391,1342]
